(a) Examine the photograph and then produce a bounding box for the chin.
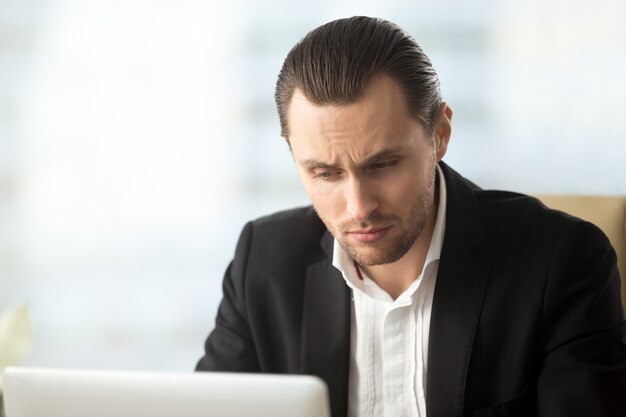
[344,244,407,267]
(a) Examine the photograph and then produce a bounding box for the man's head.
[277,17,452,268]
[275,16,443,140]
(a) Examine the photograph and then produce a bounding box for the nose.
[345,177,378,221]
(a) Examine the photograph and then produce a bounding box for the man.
[196,16,626,416]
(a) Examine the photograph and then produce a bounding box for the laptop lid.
[2,367,331,417]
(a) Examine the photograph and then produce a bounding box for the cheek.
[300,180,344,221]
[383,164,433,207]
[386,167,424,195]
[307,187,341,216]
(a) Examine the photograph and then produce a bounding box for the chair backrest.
[535,195,626,308]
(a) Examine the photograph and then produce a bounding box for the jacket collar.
[301,229,351,417]
[426,161,490,417]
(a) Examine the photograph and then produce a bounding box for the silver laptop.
[2,367,330,417]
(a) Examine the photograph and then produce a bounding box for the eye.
[369,160,398,170]
[312,168,341,181]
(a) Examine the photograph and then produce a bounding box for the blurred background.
[1,0,625,371]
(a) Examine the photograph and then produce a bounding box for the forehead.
[286,76,426,162]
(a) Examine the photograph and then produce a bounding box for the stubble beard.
[323,163,438,267]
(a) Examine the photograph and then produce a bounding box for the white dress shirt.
[332,166,447,417]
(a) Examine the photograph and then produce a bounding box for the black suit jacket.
[196,162,626,416]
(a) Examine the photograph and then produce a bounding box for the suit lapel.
[427,163,491,417]
[301,231,351,417]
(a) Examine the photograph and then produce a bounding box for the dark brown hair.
[275,16,442,139]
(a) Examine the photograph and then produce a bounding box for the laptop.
[2,367,331,417]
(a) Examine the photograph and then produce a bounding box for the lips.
[347,226,391,243]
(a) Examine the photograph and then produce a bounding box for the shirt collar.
[332,164,448,295]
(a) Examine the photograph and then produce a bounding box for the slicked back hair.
[275,16,442,140]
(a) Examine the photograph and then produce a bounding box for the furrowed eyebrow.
[299,147,409,169]
[299,160,336,169]
[359,147,407,166]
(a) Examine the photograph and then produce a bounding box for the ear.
[433,103,453,161]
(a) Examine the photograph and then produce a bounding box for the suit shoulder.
[474,190,611,248]
[243,205,327,255]
[476,190,574,225]
[253,205,318,226]
[251,206,324,235]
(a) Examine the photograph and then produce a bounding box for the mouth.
[347,226,392,243]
